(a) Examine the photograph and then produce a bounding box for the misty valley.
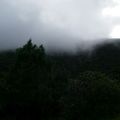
[0,39,120,120]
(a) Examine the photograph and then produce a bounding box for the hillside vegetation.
[0,40,120,120]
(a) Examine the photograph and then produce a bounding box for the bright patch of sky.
[102,0,120,38]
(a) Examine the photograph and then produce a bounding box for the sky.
[0,0,120,51]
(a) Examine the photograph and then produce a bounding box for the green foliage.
[0,40,120,119]
[62,71,120,120]
[3,39,67,119]
[16,39,45,66]
[7,40,47,104]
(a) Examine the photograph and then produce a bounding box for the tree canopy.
[0,40,120,120]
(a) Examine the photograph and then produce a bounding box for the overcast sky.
[0,0,120,51]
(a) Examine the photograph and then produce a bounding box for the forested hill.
[0,39,120,120]
[48,39,120,79]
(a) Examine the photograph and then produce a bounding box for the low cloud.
[0,0,119,51]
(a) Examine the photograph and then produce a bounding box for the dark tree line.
[0,39,120,120]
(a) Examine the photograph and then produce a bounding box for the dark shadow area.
[0,39,120,120]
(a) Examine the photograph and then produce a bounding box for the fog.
[0,0,120,51]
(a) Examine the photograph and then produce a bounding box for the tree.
[5,39,48,119]
[62,71,120,120]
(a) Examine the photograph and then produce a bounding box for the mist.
[0,0,120,51]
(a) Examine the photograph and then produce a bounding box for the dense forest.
[0,39,120,120]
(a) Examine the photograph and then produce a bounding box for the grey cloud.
[0,0,118,51]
